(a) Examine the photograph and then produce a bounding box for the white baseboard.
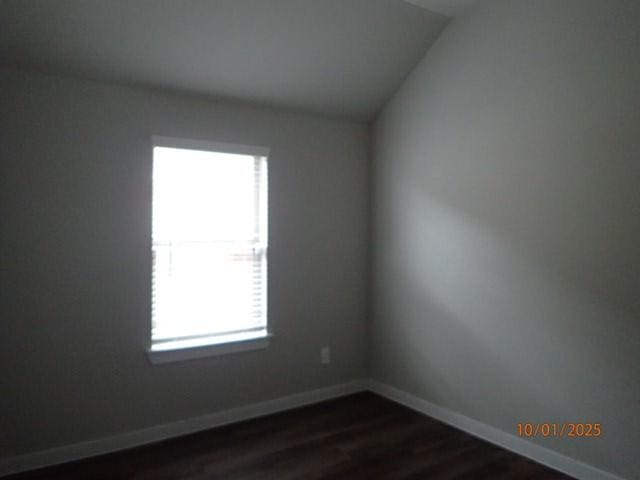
[367,380,627,480]
[0,380,368,477]
[1,379,628,480]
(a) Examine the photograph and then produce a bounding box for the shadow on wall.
[373,183,639,476]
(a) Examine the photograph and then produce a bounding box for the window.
[148,137,269,363]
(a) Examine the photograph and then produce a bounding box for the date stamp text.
[517,423,602,438]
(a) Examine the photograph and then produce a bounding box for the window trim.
[147,331,273,365]
[147,135,271,364]
[152,135,270,158]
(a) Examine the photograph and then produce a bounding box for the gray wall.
[0,68,369,456]
[372,1,639,479]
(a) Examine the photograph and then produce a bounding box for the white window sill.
[146,330,272,365]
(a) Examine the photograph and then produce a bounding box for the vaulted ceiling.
[404,0,477,18]
[0,0,469,120]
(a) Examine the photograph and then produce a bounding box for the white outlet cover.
[320,347,331,364]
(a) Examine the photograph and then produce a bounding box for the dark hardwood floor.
[6,393,574,480]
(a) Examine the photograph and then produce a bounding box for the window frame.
[146,135,271,365]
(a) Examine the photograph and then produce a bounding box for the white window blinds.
[151,142,268,350]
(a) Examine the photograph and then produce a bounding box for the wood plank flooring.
[6,392,574,479]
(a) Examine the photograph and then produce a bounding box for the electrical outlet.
[320,346,330,364]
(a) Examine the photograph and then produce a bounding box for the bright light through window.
[151,140,268,352]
